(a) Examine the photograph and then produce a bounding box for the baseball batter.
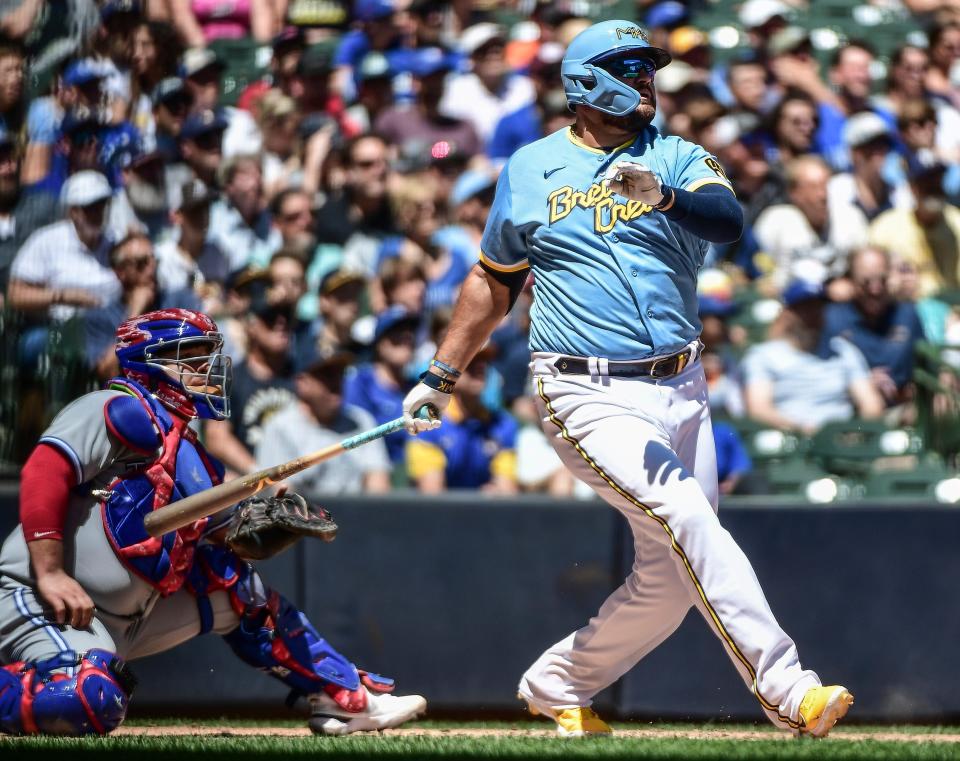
[0,308,425,736]
[403,20,853,737]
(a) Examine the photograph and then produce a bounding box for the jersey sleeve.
[478,159,532,273]
[9,229,52,285]
[38,391,132,484]
[670,139,735,195]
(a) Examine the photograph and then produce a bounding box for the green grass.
[3,719,959,761]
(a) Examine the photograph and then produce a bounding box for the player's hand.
[401,380,448,435]
[603,160,665,206]
[36,569,95,629]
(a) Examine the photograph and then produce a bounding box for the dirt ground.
[111,725,960,744]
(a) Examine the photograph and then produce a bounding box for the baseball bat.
[143,407,435,538]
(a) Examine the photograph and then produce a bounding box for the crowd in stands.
[0,0,959,497]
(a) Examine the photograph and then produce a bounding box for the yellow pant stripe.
[536,377,800,729]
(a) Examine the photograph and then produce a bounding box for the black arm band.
[657,183,743,244]
[479,260,529,314]
[419,371,456,394]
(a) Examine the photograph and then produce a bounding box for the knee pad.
[0,649,136,736]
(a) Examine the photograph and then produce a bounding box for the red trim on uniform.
[19,671,39,734]
[20,444,75,542]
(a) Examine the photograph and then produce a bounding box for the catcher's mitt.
[226,492,337,560]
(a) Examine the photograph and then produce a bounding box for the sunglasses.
[118,254,152,270]
[599,57,656,80]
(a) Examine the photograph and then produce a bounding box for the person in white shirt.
[8,170,120,322]
[438,23,535,146]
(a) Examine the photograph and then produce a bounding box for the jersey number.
[704,158,728,180]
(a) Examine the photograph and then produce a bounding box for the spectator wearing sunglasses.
[166,107,226,210]
[820,247,925,407]
[151,78,194,162]
[85,231,200,381]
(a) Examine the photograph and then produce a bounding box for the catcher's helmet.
[561,19,671,117]
[115,308,232,420]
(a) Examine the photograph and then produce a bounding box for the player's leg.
[518,528,692,720]
[127,544,425,736]
[0,584,134,735]
[532,367,827,733]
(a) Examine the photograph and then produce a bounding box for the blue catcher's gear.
[187,546,395,711]
[561,20,671,117]
[115,308,232,420]
[0,650,135,736]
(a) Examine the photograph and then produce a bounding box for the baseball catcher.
[0,308,425,736]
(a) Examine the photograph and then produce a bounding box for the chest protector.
[99,378,224,596]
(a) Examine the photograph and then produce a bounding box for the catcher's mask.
[115,308,232,420]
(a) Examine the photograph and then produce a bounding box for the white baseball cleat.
[308,688,427,736]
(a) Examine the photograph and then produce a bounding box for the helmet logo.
[615,26,649,43]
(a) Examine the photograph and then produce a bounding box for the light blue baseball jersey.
[479,125,734,361]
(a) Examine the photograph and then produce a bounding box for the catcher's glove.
[226,492,337,560]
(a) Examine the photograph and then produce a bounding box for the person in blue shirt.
[343,306,418,464]
[712,420,753,495]
[820,247,926,405]
[403,18,851,738]
[406,345,517,493]
[333,0,414,103]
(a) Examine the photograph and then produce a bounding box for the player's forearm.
[658,185,743,243]
[27,539,66,579]
[434,264,511,372]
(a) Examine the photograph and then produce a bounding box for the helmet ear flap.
[578,64,642,117]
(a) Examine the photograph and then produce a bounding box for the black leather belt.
[553,345,699,379]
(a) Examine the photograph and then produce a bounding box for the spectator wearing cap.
[644,1,688,51]
[0,39,24,135]
[742,278,883,434]
[90,0,145,122]
[826,112,912,255]
[0,128,57,293]
[739,0,791,53]
[343,306,418,465]
[332,0,413,103]
[155,178,228,310]
[348,52,400,134]
[439,22,535,147]
[105,139,171,240]
[487,42,569,161]
[754,155,855,289]
[257,346,391,497]
[820,247,925,407]
[237,27,308,111]
[375,47,481,160]
[316,268,366,354]
[314,133,397,276]
[180,47,262,157]
[84,231,200,381]
[166,106,226,208]
[407,346,518,494]
[208,153,282,271]
[151,77,193,161]
[8,170,120,324]
[869,156,960,297]
[204,285,298,474]
[170,0,279,47]
[697,268,745,419]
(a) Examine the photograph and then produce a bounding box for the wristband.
[420,370,456,394]
[430,359,462,378]
[654,186,675,212]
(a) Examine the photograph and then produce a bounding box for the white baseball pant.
[517,351,820,730]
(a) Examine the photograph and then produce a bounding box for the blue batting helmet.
[116,308,232,420]
[561,20,671,117]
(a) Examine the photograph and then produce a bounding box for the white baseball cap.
[739,0,791,29]
[61,170,113,207]
[460,23,506,55]
[843,112,892,149]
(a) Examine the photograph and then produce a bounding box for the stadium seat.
[209,39,271,107]
[864,461,952,500]
[807,420,925,477]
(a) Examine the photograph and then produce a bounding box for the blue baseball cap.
[180,109,228,141]
[373,306,419,343]
[63,59,107,88]
[354,0,395,22]
[408,47,455,77]
[100,0,140,20]
[646,1,687,29]
[782,279,825,308]
[451,170,497,206]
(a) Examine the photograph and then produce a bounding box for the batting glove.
[402,380,449,435]
[603,160,665,206]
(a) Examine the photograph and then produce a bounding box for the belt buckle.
[649,356,672,378]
